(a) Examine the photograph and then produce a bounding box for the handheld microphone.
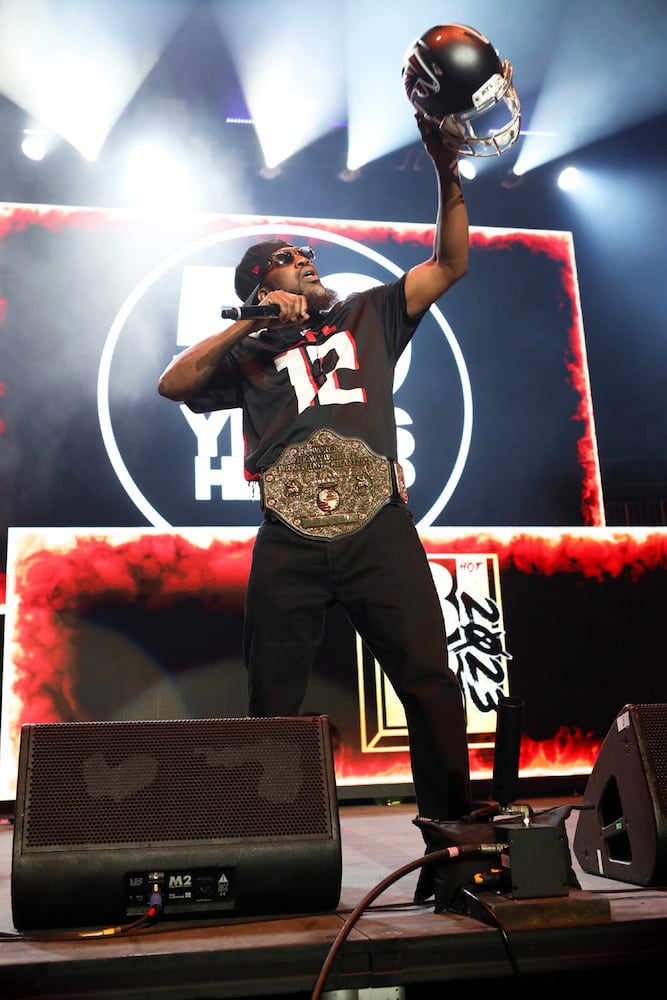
[220,304,281,320]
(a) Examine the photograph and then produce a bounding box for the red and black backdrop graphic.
[3,525,667,801]
[0,204,612,797]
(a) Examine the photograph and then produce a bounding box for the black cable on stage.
[309,842,505,1000]
[457,886,521,978]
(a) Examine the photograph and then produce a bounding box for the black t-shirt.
[185,276,423,479]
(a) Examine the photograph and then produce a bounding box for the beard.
[305,285,339,313]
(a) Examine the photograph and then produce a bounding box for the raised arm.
[404,117,470,318]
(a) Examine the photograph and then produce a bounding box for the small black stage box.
[573,703,667,886]
[11,716,342,930]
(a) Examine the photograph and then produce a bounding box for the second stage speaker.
[573,703,667,886]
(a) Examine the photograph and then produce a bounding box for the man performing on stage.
[158,112,471,873]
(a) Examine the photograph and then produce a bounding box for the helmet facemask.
[421,61,521,157]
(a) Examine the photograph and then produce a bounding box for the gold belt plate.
[261,429,406,540]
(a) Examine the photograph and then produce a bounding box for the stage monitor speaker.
[573,703,667,886]
[11,715,342,930]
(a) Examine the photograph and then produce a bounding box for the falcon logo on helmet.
[403,45,443,102]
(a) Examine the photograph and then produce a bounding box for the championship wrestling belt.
[260,429,408,540]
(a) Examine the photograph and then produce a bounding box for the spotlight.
[338,168,362,183]
[21,129,47,161]
[458,159,477,181]
[558,166,580,191]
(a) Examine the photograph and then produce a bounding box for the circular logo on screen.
[98,223,472,529]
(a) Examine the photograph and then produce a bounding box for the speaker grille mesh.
[636,704,667,819]
[21,718,334,849]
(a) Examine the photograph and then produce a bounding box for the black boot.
[412,805,499,908]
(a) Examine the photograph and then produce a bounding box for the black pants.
[243,503,471,822]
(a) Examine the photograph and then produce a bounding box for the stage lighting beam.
[215,3,344,174]
[0,3,189,162]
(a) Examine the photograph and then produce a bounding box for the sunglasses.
[266,246,316,271]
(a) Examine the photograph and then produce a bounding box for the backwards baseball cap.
[234,239,289,305]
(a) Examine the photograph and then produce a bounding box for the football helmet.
[402,24,521,157]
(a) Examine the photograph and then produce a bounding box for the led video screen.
[0,205,608,800]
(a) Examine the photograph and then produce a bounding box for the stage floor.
[2,795,667,998]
